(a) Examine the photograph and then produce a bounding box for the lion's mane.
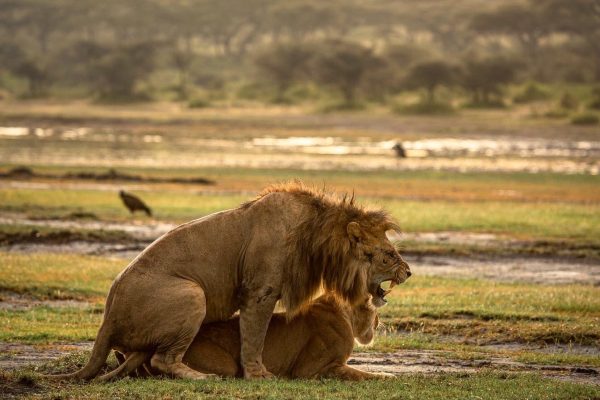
[244,181,399,316]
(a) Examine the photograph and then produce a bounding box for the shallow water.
[2,126,599,174]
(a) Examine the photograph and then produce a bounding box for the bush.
[393,101,455,115]
[589,87,600,110]
[544,109,570,119]
[513,83,551,103]
[559,92,579,110]
[571,113,599,125]
[188,98,211,108]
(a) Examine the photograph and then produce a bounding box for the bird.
[392,142,407,158]
[119,190,152,217]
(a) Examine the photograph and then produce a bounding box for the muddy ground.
[2,213,599,286]
[1,343,598,386]
[1,215,599,385]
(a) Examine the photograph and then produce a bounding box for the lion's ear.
[347,221,363,243]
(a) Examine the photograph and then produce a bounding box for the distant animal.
[392,143,406,158]
[100,294,391,381]
[119,190,152,217]
[50,182,410,381]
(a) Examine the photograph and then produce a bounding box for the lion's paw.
[243,364,275,379]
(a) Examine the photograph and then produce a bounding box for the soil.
[2,214,599,285]
[349,350,600,386]
[0,166,215,185]
[0,343,597,386]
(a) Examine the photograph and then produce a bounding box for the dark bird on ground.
[119,190,152,217]
[393,142,407,158]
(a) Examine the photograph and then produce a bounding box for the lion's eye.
[382,257,388,264]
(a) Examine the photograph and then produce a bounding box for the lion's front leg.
[239,286,279,379]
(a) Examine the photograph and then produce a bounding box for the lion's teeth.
[383,289,392,296]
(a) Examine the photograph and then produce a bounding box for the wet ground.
[1,216,599,384]
[1,125,599,174]
[2,213,599,286]
[1,115,598,387]
[1,343,597,385]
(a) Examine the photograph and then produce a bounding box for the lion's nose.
[406,270,412,277]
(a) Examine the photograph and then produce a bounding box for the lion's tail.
[96,352,149,382]
[45,323,113,381]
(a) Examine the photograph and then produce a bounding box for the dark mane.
[244,181,399,316]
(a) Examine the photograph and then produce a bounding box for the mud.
[0,291,95,311]
[0,342,92,371]
[2,214,599,285]
[349,350,600,385]
[0,343,597,386]
[0,166,215,185]
[412,254,600,285]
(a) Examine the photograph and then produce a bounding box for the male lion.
[56,182,410,380]
[102,295,389,381]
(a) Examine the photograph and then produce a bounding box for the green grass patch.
[0,306,102,343]
[380,275,600,346]
[1,185,599,241]
[0,252,124,300]
[5,364,598,400]
[373,199,600,240]
[2,253,598,349]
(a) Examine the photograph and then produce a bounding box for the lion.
[53,182,411,380]
[101,294,389,381]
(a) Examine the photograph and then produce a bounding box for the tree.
[541,0,600,81]
[470,3,549,77]
[91,42,157,101]
[461,57,518,105]
[404,61,458,104]
[267,1,339,41]
[254,42,313,102]
[0,41,49,97]
[310,40,385,106]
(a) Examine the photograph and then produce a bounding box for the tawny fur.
[50,182,410,381]
[108,295,391,381]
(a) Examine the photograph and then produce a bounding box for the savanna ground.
[0,100,599,399]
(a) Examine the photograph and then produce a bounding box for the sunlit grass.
[6,367,598,400]
[0,253,123,300]
[0,306,102,343]
[1,186,599,240]
[1,252,598,349]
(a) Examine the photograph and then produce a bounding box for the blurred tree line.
[0,0,598,110]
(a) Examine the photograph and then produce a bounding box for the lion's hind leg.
[326,365,395,381]
[147,283,217,380]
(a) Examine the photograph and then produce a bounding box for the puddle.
[1,343,597,386]
[411,255,600,285]
[0,342,92,371]
[0,291,95,311]
[2,214,599,285]
[0,214,173,241]
[349,350,600,385]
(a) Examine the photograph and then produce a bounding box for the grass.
[4,165,600,204]
[1,183,599,242]
[0,306,103,343]
[1,253,598,357]
[3,370,598,400]
[0,253,124,301]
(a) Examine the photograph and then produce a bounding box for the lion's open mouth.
[373,278,399,306]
